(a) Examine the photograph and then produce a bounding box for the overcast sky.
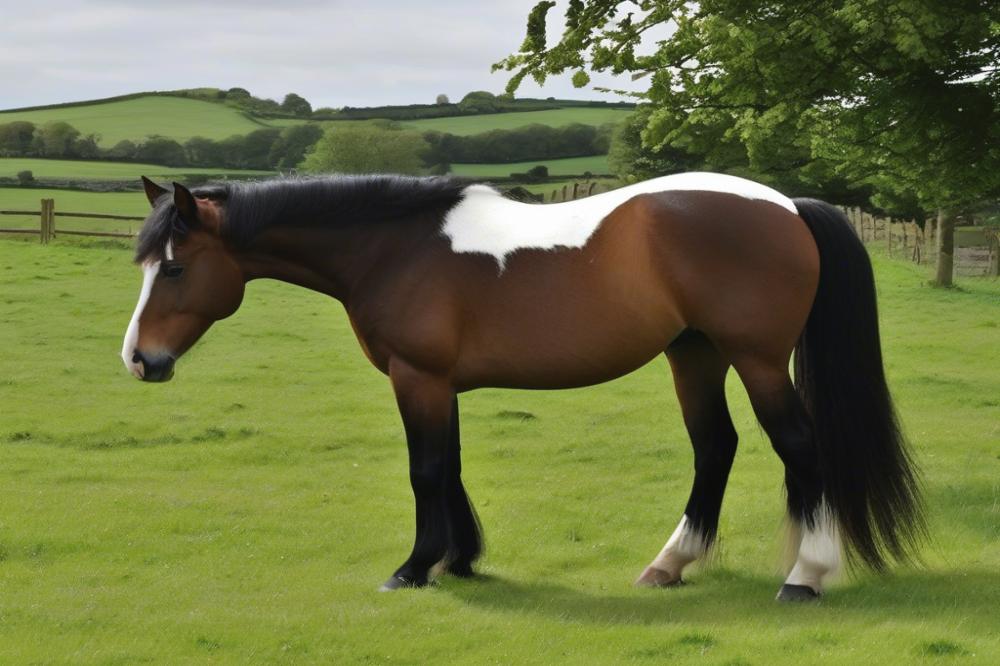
[0,1,647,110]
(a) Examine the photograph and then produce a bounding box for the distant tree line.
[0,120,323,170]
[1,117,618,173]
[423,122,613,166]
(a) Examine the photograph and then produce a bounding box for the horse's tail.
[792,198,924,571]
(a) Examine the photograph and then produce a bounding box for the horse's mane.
[134,174,474,263]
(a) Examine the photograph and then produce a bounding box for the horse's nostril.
[132,351,142,364]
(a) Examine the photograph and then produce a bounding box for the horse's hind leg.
[637,330,737,587]
[733,355,840,600]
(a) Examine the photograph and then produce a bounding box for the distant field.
[403,108,633,135]
[0,96,266,146]
[0,158,273,182]
[451,155,610,177]
[1,97,632,148]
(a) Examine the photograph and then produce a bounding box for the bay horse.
[123,173,922,600]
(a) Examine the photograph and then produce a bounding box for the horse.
[122,173,922,600]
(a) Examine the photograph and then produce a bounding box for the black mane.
[134,174,473,262]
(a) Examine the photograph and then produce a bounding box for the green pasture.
[451,154,611,177]
[0,96,266,146]
[403,107,633,135]
[2,97,631,147]
[1,158,273,182]
[1,236,998,663]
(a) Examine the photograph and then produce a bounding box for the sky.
[0,1,648,110]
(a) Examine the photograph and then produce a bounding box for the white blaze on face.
[441,172,798,269]
[121,260,160,379]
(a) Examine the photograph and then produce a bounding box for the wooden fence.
[0,198,143,242]
[841,207,999,277]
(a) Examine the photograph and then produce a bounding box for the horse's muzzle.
[131,350,175,382]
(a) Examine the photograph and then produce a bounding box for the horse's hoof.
[378,575,426,592]
[775,583,821,602]
[635,566,684,588]
[447,564,476,578]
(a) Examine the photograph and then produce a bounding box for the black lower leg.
[443,397,483,577]
[668,331,738,546]
[682,394,738,544]
[385,365,455,589]
[746,376,824,525]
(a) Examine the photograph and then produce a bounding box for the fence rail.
[0,198,142,242]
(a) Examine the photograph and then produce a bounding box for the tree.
[73,134,101,159]
[184,136,223,167]
[0,121,36,156]
[497,1,1000,286]
[241,128,283,169]
[268,124,324,169]
[16,170,34,186]
[135,136,187,167]
[35,121,80,157]
[281,93,313,117]
[106,139,138,161]
[299,125,430,175]
[458,91,502,113]
[436,94,450,105]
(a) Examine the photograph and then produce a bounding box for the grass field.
[2,96,632,147]
[1,158,273,182]
[0,96,266,146]
[451,155,611,177]
[1,234,998,663]
[403,107,633,135]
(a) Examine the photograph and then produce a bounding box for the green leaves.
[500,0,1000,214]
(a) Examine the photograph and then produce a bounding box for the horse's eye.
[161,263,185,278]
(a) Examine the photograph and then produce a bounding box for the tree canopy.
[299,125,430,175]
[496,0,1000,216]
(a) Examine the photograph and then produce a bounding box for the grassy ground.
[0,96,266,146]
[403,108,632,135]
[1,234,998,663]
[451,155,611,178]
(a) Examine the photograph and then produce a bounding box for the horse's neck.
[234,223,426,304]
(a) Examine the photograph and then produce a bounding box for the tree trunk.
[934,208,955,287]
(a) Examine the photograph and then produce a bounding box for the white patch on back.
[121,261,159,379]
[441,172,797,269]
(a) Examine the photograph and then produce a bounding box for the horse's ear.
[172,182,199,226]
[141,176,169,207]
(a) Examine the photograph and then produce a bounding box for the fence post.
[587,182,596,196]
[39,199,54,244]
[561,185,568,201]
[47,198,55,240]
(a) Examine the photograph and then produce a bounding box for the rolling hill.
[1,93,632,147]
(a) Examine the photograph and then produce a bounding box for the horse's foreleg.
[381,358,482,590]
[442,396,484,577]
[637,331,736,587]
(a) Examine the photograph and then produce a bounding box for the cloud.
[0,1,645,110]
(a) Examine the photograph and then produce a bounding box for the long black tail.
[792,198,924,571]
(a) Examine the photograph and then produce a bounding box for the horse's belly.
[454,298,683,391]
